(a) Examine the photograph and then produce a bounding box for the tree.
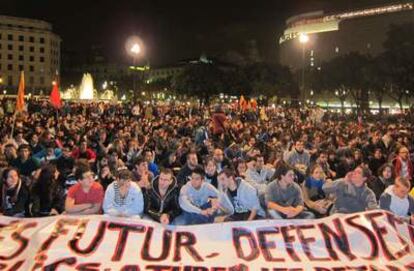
[221,67,251,96]
[243,63,298,102]
[362,55,390,113]
[172,63,225,104]
[381,23,414,111]
[310,53,370,113]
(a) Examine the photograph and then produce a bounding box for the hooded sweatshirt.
[323,178,378,214]
[379,185,414,218]
[179,181,232,215]
[223,178,265,217]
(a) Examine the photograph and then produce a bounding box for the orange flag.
[240,95,248,112]
[251,98,257,110]
[15,71,25,113]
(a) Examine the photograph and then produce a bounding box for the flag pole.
[12,71,25,138]
[10,112,17,138]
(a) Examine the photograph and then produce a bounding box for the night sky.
[2,0,390,66]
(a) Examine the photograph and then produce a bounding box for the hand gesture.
[160,214,170,225]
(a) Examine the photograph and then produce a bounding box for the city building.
[278,2,414,110]
[0,15,61,92]
[279,2,414,71]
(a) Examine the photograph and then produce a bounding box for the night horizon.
[2,0,393,66]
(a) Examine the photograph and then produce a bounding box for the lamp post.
[299,33,309,103]
[130,43,141,96]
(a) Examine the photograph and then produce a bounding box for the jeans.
[268,209,315,219]
[173,202,216,225]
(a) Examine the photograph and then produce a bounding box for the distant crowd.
[0,99,413,225]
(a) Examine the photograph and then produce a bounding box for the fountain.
[61,73,117,101]
[79,73,95,100]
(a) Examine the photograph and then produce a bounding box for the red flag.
[50,81,62,109]
[250,98,257,110]
[15,71,25,112]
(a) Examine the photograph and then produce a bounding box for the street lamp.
[299,33,309,44]
[298,33,309,104]
[126,36,144,100]
[130,43,141,55]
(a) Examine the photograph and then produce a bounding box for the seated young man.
[103,168,144,217]
[323,166,378,214]
[380,177,414,223]
[265,164,314,219]
[175,166,232,225]
[144,168,181,224]
[217,168,265,221]
[65,165,104,215]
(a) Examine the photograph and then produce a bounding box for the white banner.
[0,210,413,270]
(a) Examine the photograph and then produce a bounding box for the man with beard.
[213,148,232,173]
[176,151,199,186]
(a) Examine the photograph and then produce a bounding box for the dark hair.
[2,167,20,184]
[134,156,146,166]
[1,168,21,204]
[191,166,205,178]
[203,156,215,167]
[272,163,293,181]
[218,168,236,179]
[18,144,31,152]
[160,168,173,177]
[34,164,58,201]
[108,148,119,156]
[116,169,133,180]
[358,166,372,179]
[377,163,395,179]
[75,164,91,180]
[245,156,257,163]
[187,150,198,158]
[4,143,16,149]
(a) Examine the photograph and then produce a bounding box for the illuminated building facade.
[0,15,61,92]
[279,2,414,71]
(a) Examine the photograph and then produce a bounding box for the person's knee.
[268,210,284,219]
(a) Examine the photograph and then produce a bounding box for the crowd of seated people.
[0,99,414,225]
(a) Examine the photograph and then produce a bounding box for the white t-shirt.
[389,187,410,217]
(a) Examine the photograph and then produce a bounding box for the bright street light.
[130,43,141,55]
[298,33,310,103]
[299,33,309,44]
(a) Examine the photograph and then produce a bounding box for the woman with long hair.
[301,164,333,217]
[32,164,65,216]
[367,163,395,201]
[1,168,30,217]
